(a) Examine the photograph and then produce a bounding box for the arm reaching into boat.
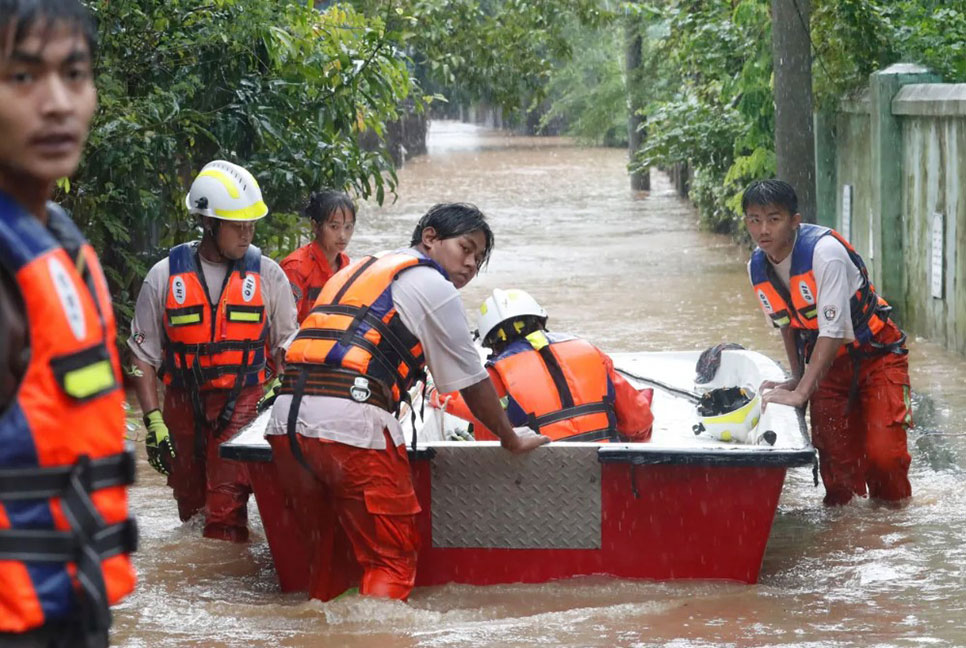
[762,335,845,409]
[459,378,549,453]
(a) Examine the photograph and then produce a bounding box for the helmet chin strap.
[199,219,230,264]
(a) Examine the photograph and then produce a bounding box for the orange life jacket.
[0,195,136,638]
[285,251,446,409]
[749,224,896,361]
[281,242,349,324]
[488,331,617,441]
[161,242,268,392]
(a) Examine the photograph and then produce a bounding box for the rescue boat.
[221,348,813,594]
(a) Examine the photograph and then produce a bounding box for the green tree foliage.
[537,20,627,145]
[632,0,774,233]
[72,0,413,325]
[812,0,966,106]
[368,0,611,116]
[626,0,966,237]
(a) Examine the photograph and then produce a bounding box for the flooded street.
[115,122,966,647]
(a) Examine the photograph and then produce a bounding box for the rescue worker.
[431,289,654,442]
[265,203,549,601]
[743,179,912,506]
[0,2,137,645]
[128,160,298,542]
[281,190,355,324]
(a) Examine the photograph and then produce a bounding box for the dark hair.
[409,203,494,268]
[0,0,97,60]
[304,190,355,224]
[741,179,799,215]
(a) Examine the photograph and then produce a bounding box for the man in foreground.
[0,2,136,645]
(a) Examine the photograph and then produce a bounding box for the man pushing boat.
[742,179,912,507]
[265,203,549,601]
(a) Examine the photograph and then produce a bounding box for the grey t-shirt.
[127,243,297,368]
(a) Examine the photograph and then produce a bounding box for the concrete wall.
[821,67,966,354]
[896,97,966,353]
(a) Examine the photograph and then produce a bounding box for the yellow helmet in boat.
[693,387,763,444]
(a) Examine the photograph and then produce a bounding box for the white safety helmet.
[693,389,767,445]
[477,288,548,345]
[184,160,268,221]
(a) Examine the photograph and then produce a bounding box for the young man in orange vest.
[0,2,137,645]
[743,179,912,506]
[128,161,298,542]
[266,203,549,602]
[431,288,654,442]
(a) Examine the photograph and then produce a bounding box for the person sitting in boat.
[431,288,654,442]
[281,189,355,324]
[265,204,549,602]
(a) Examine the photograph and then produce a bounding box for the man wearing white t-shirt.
[743,180,912,507]
[266,203,549,601]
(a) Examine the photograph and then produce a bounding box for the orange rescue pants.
[267,430,421,601]
[163,386,259,542]
[809,327,913,506]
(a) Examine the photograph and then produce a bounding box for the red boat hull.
[248,456,788,594]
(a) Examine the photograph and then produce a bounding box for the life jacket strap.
[0,519,137,563]
[527,401,615,437]
[0,448,136,500]
[307,304,423,379]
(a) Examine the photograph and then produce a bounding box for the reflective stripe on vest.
[161,242,268,391]
[285,251,446,408]
[748,224,893,354]
[488,331,617,442]
[0,192,136,635]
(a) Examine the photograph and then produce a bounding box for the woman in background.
[282,191,356,323]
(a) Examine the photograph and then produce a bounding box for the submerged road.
[115,121,966,648]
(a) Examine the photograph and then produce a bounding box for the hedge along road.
[115,120,966,648]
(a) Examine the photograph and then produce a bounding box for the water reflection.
[114,121,966,648]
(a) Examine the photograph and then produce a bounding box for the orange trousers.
[163,386,259,542]
[809,332,912,506]
[267,430,421,601]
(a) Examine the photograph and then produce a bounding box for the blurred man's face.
[0,21,96,188]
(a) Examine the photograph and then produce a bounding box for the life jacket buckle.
[350,377,372,402]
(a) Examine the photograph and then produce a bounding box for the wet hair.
[409,203,494,268]
[304,190,356,224]
[0,0,97,60]
[741,179,799,215]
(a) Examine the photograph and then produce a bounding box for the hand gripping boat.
[221,349,814,594]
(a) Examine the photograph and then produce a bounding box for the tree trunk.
[771,0,815,222]
[625,10,648,191]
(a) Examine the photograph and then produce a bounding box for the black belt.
[280,366,394,413]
